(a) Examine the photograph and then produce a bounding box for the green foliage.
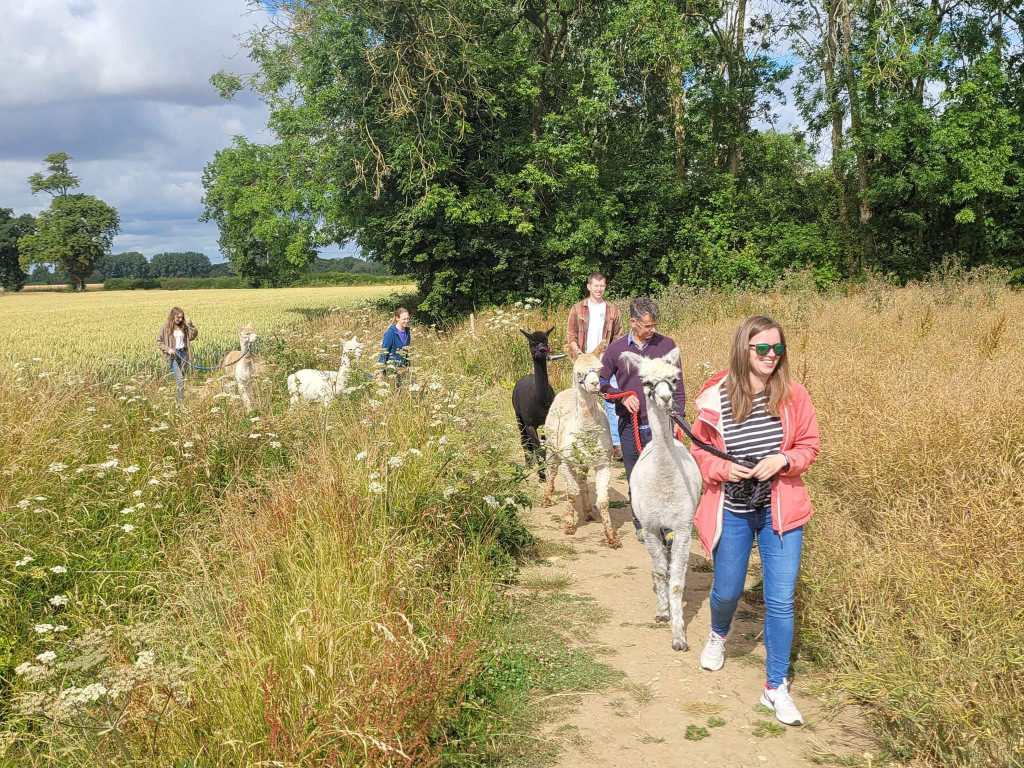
[18,154,120,291]
[92,251,149,280]
[148,251,212,278]
[684,724,711,741]
[0,208,35,291]
[103,277,161,291]
[102,273,409,291]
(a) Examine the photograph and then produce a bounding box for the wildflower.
[14,662,37,677]
[355,451,367,461]
[443,487,456,500]
[388,455,404,468]
[210,407,221,413]
[270,441,282,449]
[86,406,96,413]
[119,507,134,515]
[483,496,500,509]
[32,357,42,362]
[15,555,34,567]
[50,565,67,574]
[409,448,422,457]
[16,499,30,510]
[34,496,47,501]
[438,436,448,446]
[249,417,260,423]
[121,524,135,533]
[54,625,68,632]
[135,502,146,509]
[123,465,139,474]
[132,490,142,498]
[182,441,194,448]
[367,399,381,409]
[409,383,422,392]
[149,477,160,485]
[62,683,108,707]
[34,624,55,634]
[49,595,68,607]
[36,651,57,664]
[267,432,277,438]
[249,433,261,439]
[504,497,515,506]
[48,462,68,473]
[99,459,118,469]
[429,382,443,391]
[102,423,112,429]
[135,650,155,669]
[368,481,384,494]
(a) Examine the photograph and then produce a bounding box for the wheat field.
[0,284,414,372]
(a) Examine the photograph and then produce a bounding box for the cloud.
[0,0,273,261]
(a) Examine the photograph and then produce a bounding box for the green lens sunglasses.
[749,343,786,356]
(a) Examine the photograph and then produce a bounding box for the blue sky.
[1,1,804,263]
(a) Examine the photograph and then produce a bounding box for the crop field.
[0,284,415,372]
[0,274,1021,767]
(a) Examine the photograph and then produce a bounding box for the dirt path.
[525,467,881,768]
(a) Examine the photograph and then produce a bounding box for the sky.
[0,1,806,264]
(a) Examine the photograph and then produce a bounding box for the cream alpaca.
[287,337,362,406]
[221,324,258,411]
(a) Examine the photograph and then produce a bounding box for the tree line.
[1,154,387,291]
[199,0,1023,319]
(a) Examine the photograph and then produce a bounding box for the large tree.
[0,208,35,291]
[93,251,149,280]
[18,153,121,291]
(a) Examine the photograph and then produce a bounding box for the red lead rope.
[603,390,685,455]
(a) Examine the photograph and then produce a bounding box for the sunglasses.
[749,343,786,357]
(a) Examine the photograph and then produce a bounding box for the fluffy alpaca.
[287,337,362,406]
[621,347,702,651]
[511,328,556,481]
[221,324,258,410]
[542,353,621,548]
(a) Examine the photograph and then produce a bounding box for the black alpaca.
[512,327,556,481]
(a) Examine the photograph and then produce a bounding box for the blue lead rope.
[173,343,250,372]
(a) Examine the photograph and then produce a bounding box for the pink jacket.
[690,370,821,555]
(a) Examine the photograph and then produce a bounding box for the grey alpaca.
[621,347,702,652]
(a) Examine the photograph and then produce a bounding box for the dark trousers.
[618,419,651,529]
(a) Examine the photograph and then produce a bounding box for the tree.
[148,251,212,278]
[93,251,149,280]
[0,209,35,291]
[17,153,121,291]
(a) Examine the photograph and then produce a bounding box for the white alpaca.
[621,347,702,651]
[287,337,362,406]
[221,323,259,411]
[542,353,621,548]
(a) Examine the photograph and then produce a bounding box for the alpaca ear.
[620,351,644,373]
[235,325,241,333]
[545,326,555,337]
[520,329,531,340]
[665,347,680,367]
[593,340,608,357]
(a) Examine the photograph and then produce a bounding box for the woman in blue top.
[379,307,411,372]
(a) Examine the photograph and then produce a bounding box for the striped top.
[721,383,783,512]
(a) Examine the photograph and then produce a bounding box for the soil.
[525,465,884,768]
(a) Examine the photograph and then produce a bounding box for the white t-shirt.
[585,300,606,354]
[173,328,186,350]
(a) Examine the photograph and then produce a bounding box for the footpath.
[524,467,883,768]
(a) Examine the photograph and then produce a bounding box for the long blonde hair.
[725,315,792,422]
[163,306,185,337]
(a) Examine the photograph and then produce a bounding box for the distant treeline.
[104,272,409,291]
[25,252,389,285]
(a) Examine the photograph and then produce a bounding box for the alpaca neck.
[646,398,675,452]
[576,387,604,426]
[533,356,553,399]
[337,353,352,376]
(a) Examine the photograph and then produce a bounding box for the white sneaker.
[760,678,803,725]
[700,630,727,671]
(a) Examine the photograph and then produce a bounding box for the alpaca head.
[519,327,555,360]
[572,353,602,395]
[342,336,362,359]
[236,323,258,347]
[621,347,681,412]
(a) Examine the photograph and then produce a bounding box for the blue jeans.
[710,506,803,688]
[618,420,651,530]
[605,375,621,447]
[169,355,187,401]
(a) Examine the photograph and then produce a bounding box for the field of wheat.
[0,284,414,373]
[0,276,1020,767]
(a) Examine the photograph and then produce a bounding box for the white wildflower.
[32,357,42,362]
[86,406,96,413]
[504,497,515,506]
[409,448,422,457]
[182,441,194,448]
[483,495,500,509]
[123,465,139,474]
[438,436,448,446]
[62,683,107,708]
[270,441,282,449]
[15,556,34,567]
[148,477,160,485]
[50,565,67,574]
[368,481,384,494]
[135,650,155,669]
[36,651,57,664]
[102,423,112,429]
[49,595,68,607]
[135,502,146,509]
[34,496,47,501]
[210,407,221,413]
[429,382,443,391]
[355,451,367,461]
[249,433,261,439]
[14,662,37,677]
[443,487,456,500]
[16,499,30,510]
[249,416,260,423]
[54,625,68,632]
[34,624,54,634]
[132,490,142,498]
[267,432,277,438]
[367,399,381,409]
[48,462,68,473]
[119,507,134,515]
[388,455,404,468]
[121,524,135,533]
[409,383,421,392]
[99,459,118,469]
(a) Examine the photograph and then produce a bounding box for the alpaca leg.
[541,453,557,506]
[644,528,671,623]
[668,528,694,652]
[594,462,620,548]
[240,384,253,411]
[579,470,593,520]
[559,462,580,535]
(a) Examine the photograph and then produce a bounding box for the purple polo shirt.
[599,331,687,427]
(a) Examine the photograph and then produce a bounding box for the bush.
[103,277,160,290]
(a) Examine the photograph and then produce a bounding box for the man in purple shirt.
[600,296,686,541]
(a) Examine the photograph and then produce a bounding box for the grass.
[707,716,726,728]
[621,680,657,705]
[519,568,577,591]
[684,725,710,741]
[752,720,786,738]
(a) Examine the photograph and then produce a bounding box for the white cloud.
[0,0,274,260]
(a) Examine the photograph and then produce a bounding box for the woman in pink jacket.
[689,315,820,727]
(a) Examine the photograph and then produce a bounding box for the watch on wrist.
[780,454,790,471]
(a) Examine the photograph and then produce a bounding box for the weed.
[684,725,710,741]
[752,719,786,738]
[707,716,726,728]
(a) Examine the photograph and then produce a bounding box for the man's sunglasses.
[749,343,786,357]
